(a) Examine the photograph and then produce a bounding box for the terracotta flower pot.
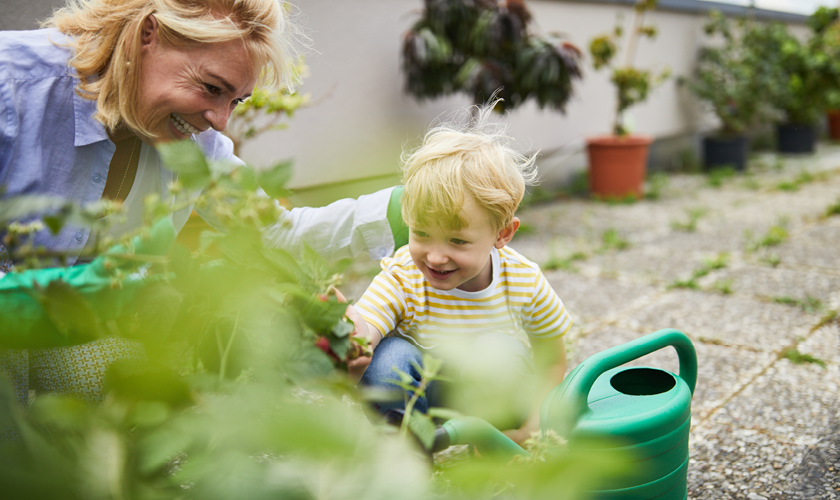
[828,110,840,141]
[586,135,653,199]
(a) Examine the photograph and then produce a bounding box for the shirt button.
[75,232,84,242]
[92,174,102,183]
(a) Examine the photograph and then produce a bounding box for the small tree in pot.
[807,6,840,140]
[682,11,780,170]
[586,0,669,198]
[746,20,827,154]
[401,0,584,113]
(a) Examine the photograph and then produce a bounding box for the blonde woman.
[0,0,403,404]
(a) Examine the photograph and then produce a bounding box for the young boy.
[349,103,572,442]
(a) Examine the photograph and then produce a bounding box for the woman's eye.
[205,84,221,95]
[231,98,245,108]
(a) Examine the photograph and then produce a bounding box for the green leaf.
[157,140,211,189]
[31,280,103,342]
[300,243,331,283]
[0,195,69,223]
[136,423,193,476]
[257,160,293,199]
[407,409,436,450]
[103,359,194,408]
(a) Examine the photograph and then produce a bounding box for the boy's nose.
[426,247,449,265]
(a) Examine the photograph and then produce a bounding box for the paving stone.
[542,270,660,326]
[615,289,818,351]
[773,225,840,271]
[713,264,840,306]
[688,362,840,499]
[569,326,775,423]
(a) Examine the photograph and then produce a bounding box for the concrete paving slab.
[615,289,818,351]
[567,326,776,423]
[688,361,840,499]
[542,270,660,326]
[773,225,840,271]
[712,264,840,307]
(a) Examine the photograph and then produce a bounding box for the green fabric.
[0,218,176,349]
[387,185,408,250]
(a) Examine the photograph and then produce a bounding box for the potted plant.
[401,0,584,112]
[682,11,779,171]
[587,0,669,198]
[746,20,826,154]
[807,6,840,140]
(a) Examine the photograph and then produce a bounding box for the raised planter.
[586,135,653,199]
[702,135,749,171]
[776,123,816,154]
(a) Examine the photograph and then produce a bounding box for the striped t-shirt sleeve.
[355,264,407,337]
[524,269,572,339]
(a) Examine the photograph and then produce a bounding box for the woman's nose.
[204,104,232,132]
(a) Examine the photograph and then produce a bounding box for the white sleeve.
[192,130,396,261]
[262,186,396,261]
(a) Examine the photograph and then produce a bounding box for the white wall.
[239,0,806,205]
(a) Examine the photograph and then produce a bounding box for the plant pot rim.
[586,134,654,147]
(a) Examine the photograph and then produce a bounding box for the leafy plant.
[1,141,626,500]
[807,7,840,111]
[780,347,826,368]
[745,19,827,126]
[707,166,736,187]
[599,228,630,252]
[670,207,708,232]
[223,61,310,157]
[589,0,670,136]
[681,10,781,137]
[401,0,584,112]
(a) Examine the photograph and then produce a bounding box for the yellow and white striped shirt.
[356,245,572,349]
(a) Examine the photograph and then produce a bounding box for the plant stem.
[400,377,430,436]
[219,309,242,382]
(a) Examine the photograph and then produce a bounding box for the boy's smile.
[408,197,519,292]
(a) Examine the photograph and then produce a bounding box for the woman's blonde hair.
[46,0,302,136]
[401,101,539,234]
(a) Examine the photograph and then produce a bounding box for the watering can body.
[541,329,697,500]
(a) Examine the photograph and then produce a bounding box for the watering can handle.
[547,329,697,434]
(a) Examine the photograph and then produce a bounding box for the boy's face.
[408,198,518,292]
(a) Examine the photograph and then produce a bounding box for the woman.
[0,0,402,404]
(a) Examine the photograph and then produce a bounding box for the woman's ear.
[494,217,520,249]
[141,14,158,48]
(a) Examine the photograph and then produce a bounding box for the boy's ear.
[494,217,520,249]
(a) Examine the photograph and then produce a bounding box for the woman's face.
[135,16,258,144]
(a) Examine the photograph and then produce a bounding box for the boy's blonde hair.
[401,101,538,234]
[46,0,302,138]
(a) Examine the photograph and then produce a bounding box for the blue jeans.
[360,333,536,430]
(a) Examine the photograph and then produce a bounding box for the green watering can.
[434,328,697,500]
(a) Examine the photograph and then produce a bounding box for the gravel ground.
[346,144,840,498]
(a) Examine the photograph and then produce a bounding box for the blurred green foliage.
[0,141,627,500]
[401,0,583,112]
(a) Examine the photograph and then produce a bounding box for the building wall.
[244,0,807,206]
[1,0,809,206]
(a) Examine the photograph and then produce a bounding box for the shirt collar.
[73,86,109,147]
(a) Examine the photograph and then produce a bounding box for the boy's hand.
[334,289,380,383]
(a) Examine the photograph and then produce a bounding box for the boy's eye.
[451,239,468,245]
[411,230,429,238]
